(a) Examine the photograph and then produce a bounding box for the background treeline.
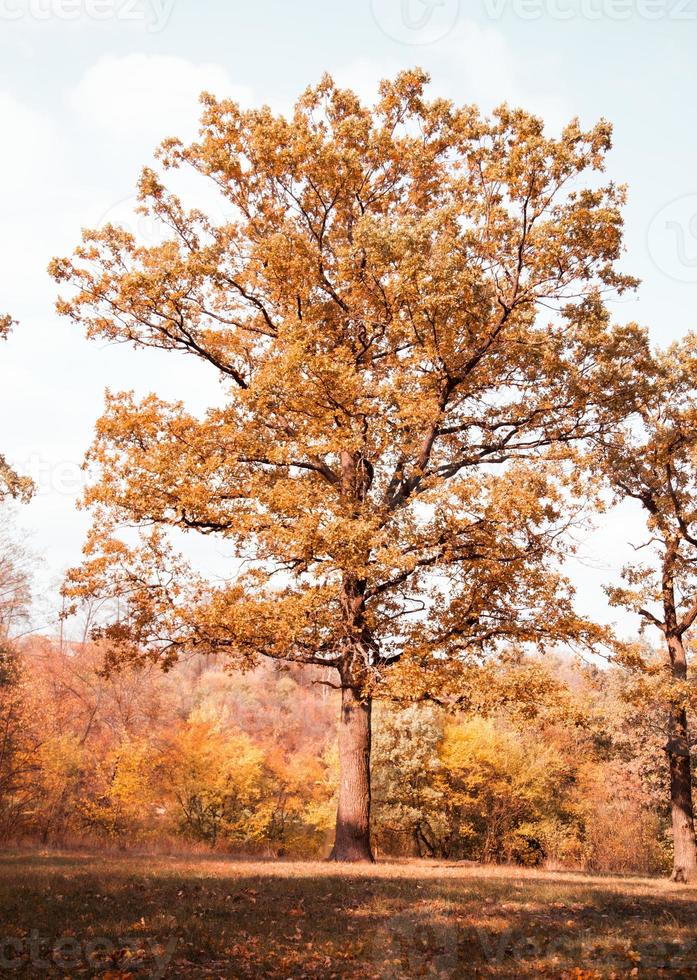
[0,626,675,874]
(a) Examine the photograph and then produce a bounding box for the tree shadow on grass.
[2,858,697,977]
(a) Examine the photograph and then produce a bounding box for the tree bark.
[329,684,374,862]
[668,703,697,881]
[667,635,697,882]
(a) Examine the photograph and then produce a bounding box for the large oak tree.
[51,71,644,860]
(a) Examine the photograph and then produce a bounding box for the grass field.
[2,854,697,978]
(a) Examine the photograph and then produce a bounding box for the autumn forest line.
[0,614,680,876]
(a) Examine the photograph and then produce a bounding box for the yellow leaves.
[152,702,336,851]
[158,716,265,842]
[439,715,572,820]
[108,739,157,810]
[372,695,596,866]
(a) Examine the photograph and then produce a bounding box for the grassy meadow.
[1,854,697,977]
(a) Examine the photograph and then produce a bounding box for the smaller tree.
[0,517,39,840]
[78,737,158,842]
[595,335,697,881]
[437,715,575,865]
[372,703,445,857]
[0,645,41,841]
[156,710,266,846]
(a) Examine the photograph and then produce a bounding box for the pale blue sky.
[1,0,695,635]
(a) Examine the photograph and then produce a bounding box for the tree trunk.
[667,635,697,882]
[329,684,374,862]
[668,702,697,881]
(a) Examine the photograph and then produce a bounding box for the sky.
[1,0,696,638]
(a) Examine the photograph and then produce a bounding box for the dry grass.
[2,852,697,977]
